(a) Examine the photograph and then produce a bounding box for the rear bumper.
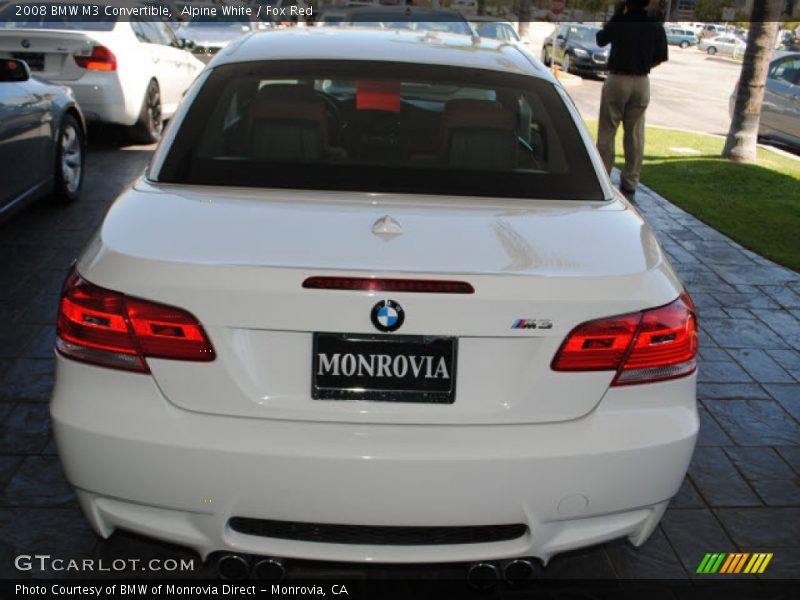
[51,354,698,563]
[56,73,140,126]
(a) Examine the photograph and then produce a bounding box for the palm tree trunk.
[721,0,782,162]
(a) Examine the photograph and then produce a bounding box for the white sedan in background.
[51,29,698,583]
[0,1,205,142]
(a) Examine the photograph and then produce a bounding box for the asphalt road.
[565,48,742,135]
[523,22,743,136]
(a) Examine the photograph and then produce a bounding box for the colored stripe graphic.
[744,553,773,574]
[696,553,714,573]
[718,553,734,573]
[758,553,773,573]
[697,553,727,573]
[719,553,736,573]
[710,553,726,573]
[699,552,774,574]
[732,553,749,573]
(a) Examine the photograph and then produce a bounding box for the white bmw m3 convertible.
[50,27,699,573]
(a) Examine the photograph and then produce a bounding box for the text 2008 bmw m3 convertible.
[50,28,698,568]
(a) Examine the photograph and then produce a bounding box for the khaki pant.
[597,74,650,191]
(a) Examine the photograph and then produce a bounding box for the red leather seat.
[248,85,329,161]
[439,99,518,170]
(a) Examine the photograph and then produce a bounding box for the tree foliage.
[694,0,736,22]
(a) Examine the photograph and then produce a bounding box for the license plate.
[12,52,44,71]
[312,333,457,403]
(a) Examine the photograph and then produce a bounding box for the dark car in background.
[730,52,800,150]
[0,58,85,221]
[541,23,608,78]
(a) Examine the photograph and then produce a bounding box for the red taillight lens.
[56,268,215,373]
[616,293,697,385]
[74,45,117,71]
[550,313,641,371]
[551,293,697,386]
[302,276,475,294]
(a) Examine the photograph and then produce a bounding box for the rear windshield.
[158,61,603,200]
[0,4,116,30]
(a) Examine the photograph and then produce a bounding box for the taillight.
[552,293,697,386]
[56,268,215,373]
[74,45,117,71]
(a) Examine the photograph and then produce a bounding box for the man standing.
[596,0,667,199]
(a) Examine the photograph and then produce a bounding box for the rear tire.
[707,46,717,55]
[52,113,85,203]
[130,80,162,144]
[680,40,689,49]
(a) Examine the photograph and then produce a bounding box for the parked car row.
[0,1,206,143]
[0,0,217,218]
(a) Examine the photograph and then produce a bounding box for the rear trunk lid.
[78,182,683,425]
[0,29,104,81]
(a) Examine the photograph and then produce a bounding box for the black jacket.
[596,7,668,75]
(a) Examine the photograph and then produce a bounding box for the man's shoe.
[619,185,636,203]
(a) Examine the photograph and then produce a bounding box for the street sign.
[722,7,736,21]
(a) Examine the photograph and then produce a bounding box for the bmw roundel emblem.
[371,299,404,333]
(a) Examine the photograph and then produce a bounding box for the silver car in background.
[0,58,86,221]
[729,52,800,150]
[470,18,522,44]
[698,34,745,56]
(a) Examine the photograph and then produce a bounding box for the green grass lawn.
[584,121,800,272]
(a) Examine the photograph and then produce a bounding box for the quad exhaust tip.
[466,562,499,590]
[502,558,537,586]
[216,554,286,581]
[252,558,286,581]
[216,554,250,581]
[467,558,538,589]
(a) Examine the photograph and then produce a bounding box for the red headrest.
[249,85,328,145]
[442,99,517,132]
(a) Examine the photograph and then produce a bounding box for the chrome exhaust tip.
[252,557,286,581]
[502,558,536,586]
[466,562,499,590]
[216,554,251,581]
